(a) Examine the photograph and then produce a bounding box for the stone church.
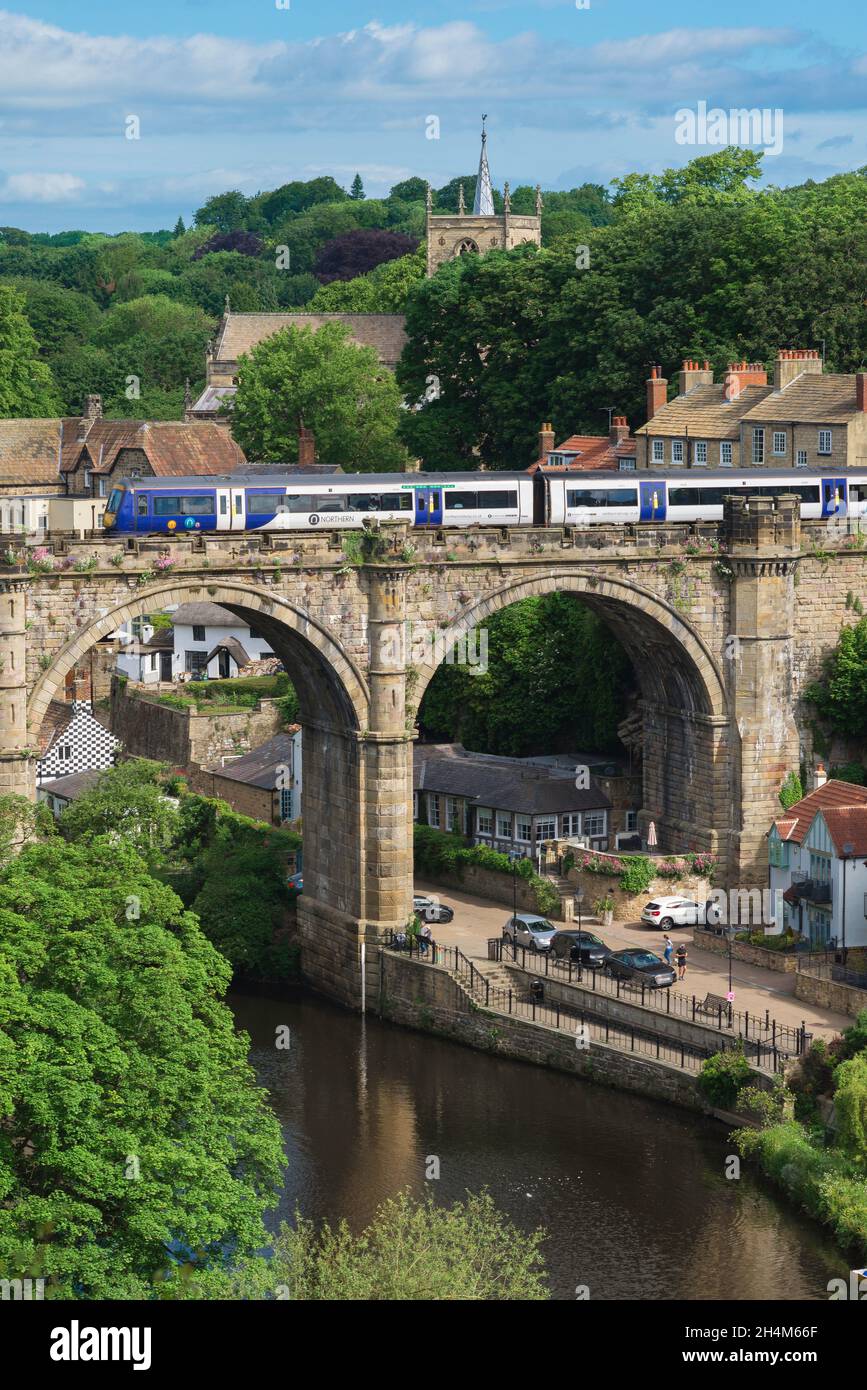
[187,123,542,424]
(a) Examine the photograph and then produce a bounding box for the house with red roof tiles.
[768,770,867,948]
[527,418,637,472]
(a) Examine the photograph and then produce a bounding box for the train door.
[215,488,232,531]
[639,480,666,522]
[821,478,847,518]
[413,486,443,527]
[230,487,246,531]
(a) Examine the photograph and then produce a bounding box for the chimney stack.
[724,361,768,399]
[678,359,714,395]
[773,349,823,392]
[646,366,668,421]
[856,372,867,413]
[298,425,316,469]
[814,762,828,790]
[538,422,555,461]
[609,415,630,445]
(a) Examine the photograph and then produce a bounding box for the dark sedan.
[604,948,676,989]
[550,930,611,967]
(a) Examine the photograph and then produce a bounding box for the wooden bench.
[696,992,733,1023]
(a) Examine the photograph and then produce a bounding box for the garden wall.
[694,927,799,974]
[110,676,283,768]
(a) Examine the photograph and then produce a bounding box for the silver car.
[502,913,557,952]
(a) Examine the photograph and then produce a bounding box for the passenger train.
[101,467,866,535]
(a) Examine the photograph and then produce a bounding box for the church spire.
[473,114,494,216]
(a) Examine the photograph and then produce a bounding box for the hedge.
[413,825,560,916]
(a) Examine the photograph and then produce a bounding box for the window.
[562,812,582,837]
[693,441,708,465]
[150,654,157,671]
[618,459,636,472]
[752,428,765,464]
[57,744,71,762]
[233,494,244,515]
[671,440,684,464]
[413,792,418,820]
[516,817,532,842]
[446,797,461,833]
[379,493,413,511]
[480,490,517,509]
[477,808,493,836]
[428,794,441,828]
[280,788,293,823]
[107,488,123,514]
[153,494,214,517]
[796,449,808,468]
[185,651,208,676]
[445,492,478,510]
[668,487,732,506]
[773,431,787,456]
[625,811,638,832]
[98,477,108,497]
[818,429,832,455]
[192,626,206,642]
[583,812,606,838]
[567,488,638,508]
[496,813,512,840]
[137,494,148,518]
[769,838,789,869]
[247,493,285,514]
[652,440,664,463]
[219,494,228,515]
[536,817,557,842]
[720,441,733,466]
[810,851,831,883]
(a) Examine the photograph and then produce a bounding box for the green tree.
[0,836,285,1299]
[230,321,408,470]
[388,177,428,203]
[192,190,250,233]
[0,285,60,416]
[779,772,804,809]
[173,216,186,238]
[834,1051,867,1165]
[6,279,101,358]
[806,618,867,738]
[349,173,366,201]
[306,246,426,313]
[58,759,178,865]
[181,1190,548,1300]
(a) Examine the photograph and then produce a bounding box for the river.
[231,987,847,1301]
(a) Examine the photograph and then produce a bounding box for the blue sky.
[1,1,865,232]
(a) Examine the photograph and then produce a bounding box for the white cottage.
[769,777,867,949]
[168,602,276,680]
[36,700,121,784]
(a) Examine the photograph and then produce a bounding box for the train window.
[286,494,319,513]
[379,493,413,510]
[483,491,518,509]
[753,484,819,502]
[181,495,215,515]
[316,495,345,512]
[850,483,867,502]
[445,492,478,509]
[669,487,730,506]
[107,488,123,513]
[136,494,148,517]
[348,494,381,511]
[153,496,180,515]
[567,489,638,507]
[247,493,285,514]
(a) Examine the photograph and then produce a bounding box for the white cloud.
[0,171,85,202]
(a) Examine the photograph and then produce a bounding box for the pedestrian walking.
[419,922,433,957]
[675,943,688,981]
[663,934,674,966]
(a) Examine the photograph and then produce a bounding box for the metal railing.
[486,938,811,1060]
[797,950,867,991]
[380,933,789,1073]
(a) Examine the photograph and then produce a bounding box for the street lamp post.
[574,886,585,981]
[509,849,521,961]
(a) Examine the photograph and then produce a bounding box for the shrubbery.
[413,825,560,916]
[697,1046,753,1109]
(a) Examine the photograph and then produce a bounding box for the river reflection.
[231,988,845,1301]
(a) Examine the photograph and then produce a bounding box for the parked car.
[550,929,611,967]
[413,895,454,924]
[287,871,303,897]
[604,948,676,988]
[502,913,557,952]
[640,896,704,929]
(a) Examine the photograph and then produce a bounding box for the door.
[413,487,443,527]
[821,478,847,518]
[639,480,666,522]
[160,652,172,682]
[230,487,246,531]
[215,488,231,531]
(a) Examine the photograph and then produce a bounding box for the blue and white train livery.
[102,467,866,535]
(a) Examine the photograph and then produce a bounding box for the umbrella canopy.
[647,820,658,848]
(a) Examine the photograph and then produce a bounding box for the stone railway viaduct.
[0,495,859,1005]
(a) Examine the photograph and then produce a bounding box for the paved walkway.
[415,879,854,1043]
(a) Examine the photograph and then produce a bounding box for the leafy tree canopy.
[0,285,60,416]
[313,228,419,284]
[230,321,409,471]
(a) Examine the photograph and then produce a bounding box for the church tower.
[425,117,542,277]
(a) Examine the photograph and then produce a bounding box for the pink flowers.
[154,554,176,572]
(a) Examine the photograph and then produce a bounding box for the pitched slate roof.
[414,744,610,815]
[38,768,104,802]
[208,732,298,790]
[215,313,407,368]
[637,384,772,438]
[0,418,68,486]
[742,373,862,424]
[772,779,867,845]
[62,421,247,477]
[169,602,239,627]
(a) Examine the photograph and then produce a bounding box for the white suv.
[640,896,704,929]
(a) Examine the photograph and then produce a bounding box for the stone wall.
[694,927,799,974]
[794,968,867,1020]
[417,862,553,916]
[109,677,283,768]
[370,948,706,1112]
[566,865,712,924]
[186,765,276,823]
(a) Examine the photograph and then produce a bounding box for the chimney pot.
[646,367,668,421]
[538,422,556,460]
[857,372,867,413]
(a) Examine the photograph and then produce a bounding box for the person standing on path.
[675,943,688,981]
[663,934,674,967]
